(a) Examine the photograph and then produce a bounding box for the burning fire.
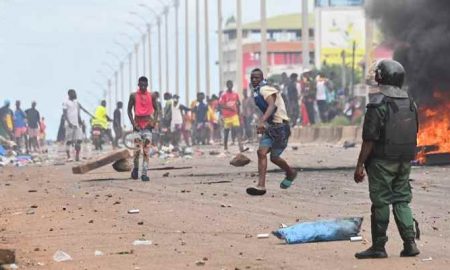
[416,91,450,164]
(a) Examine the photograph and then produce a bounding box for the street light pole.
[147,24,153,88]
[236,0,243,95]
[204,0,210,96]
[164,6,169,93]
[158,17,162,92]
[217,0,224,91]
[135,43,139,79]
[128,53,133,93]
[174,0,180,96]
[141,35,146,77]
[114,71,118,111]
[302,0,310,69]
[185,0,190,105]
[108,79,112,116]
[260,0,268,75]
[195,0,200,93]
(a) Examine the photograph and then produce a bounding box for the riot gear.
[374,59,405,88]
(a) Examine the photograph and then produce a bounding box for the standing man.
[287,73,300,126]
[354,60,420,259]
[0,100,14,141]
[219,80,244,152]
[25,101,41,153]
[242,89,255,142]
[14,100,28,152]
[246,68,297,196]
[63,90,83,161]
[113,101,123,149]
[127,76,159,182]
[315,73,329,123]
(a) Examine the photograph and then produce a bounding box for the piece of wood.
[0,249,15,264]
[72,149,131,174]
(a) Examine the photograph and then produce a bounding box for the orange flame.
[416,91,450,164]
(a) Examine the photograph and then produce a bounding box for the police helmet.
[374,59,405,88]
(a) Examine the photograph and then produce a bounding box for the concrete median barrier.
[291,125,360,144]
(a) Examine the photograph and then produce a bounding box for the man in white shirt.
[63,89,83,161]
[316,73,329,122]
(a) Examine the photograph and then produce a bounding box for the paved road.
[1,143,449,269]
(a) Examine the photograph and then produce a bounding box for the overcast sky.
[0,0,311,138]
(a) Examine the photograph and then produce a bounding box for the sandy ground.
[1,143,449,270]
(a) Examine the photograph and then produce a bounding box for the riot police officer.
[354,59,420,259]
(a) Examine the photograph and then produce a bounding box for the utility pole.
[120,62,124,103]
[195,0,200,93]
[147,24,153,89]
[204,0,211,96]
[141,35,146,77]
[185,0,190,105]
[128,53,133,93]
[108,79,112,116]
[114,71,118,115]
[120,62,125,125]
[260,0,268,75]
[302,0,310,70]
[158,17,162,92]
[217,0,224,91]
[174,0,180,96]
[164,6,169,93]
[236,0,243,95]
[135,43,139,79]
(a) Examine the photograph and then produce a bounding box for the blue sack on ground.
[273,217,363,244]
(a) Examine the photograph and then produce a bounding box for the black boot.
[400,240,420,257]
[355,210,388,259]
[355,246,388,259]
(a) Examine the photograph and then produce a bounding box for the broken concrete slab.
[72,149,131,174]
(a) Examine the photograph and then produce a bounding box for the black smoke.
[366,0,450,104]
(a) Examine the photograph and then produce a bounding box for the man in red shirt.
[127,76,159,182]
[219,80,243,151]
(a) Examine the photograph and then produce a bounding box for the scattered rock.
[163,172,170,177]
[0,249,16,265]
[28,189,37,193]
[137,221,144,225]
[112,158,132,172]
[195,260,205,266]
[230,154,251,167]
[53,250,72,262]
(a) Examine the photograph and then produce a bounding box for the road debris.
[257,234,270,239]
[133,240,152,246]
[0,249,16,265]
[128,209,140,214]
[422,257,433,262]
[230,153,251,167]
[350,236,363,242]
[94,250,104,256]
[53,250,73,262]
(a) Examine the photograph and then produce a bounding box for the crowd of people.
[278,71,364,127]
[0,100,46,154]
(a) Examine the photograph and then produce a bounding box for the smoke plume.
[366,0,450,104]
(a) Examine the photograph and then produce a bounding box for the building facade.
[222,14,315,90]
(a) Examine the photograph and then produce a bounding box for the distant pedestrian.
[287,73,300,126]
[113,101,123,149]
[193,92,209,145]
[0,100,14,141]
[242,88,255,142]
[63,90,83,161]
[219,80,244,151]
[25,101,41,152]
[14,100,28,152]
[316,73,329,123]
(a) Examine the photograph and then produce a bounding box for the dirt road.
[1,144,449,269]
